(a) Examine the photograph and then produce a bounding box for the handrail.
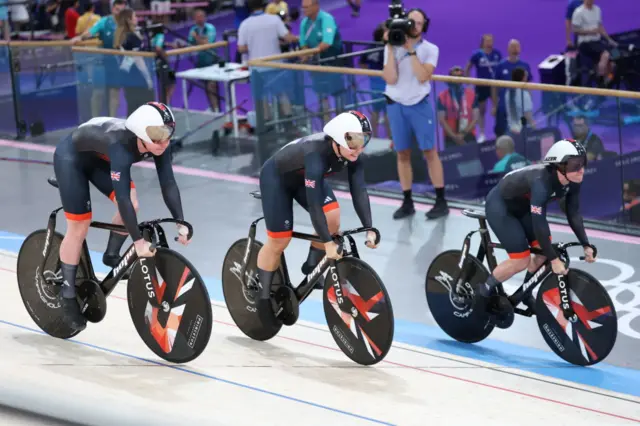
[71,46,155,57]
[166,40,228,56]
[8,39,102,47]
[247,47,320,63]
[248,58,640,100]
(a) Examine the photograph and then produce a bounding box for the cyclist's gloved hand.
[134,239,156,258]
[583,246,595,263]
[551,258,567,275]
[365,230,378,249]
[177,224,191,246]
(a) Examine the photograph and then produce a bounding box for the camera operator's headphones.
[407,8,429,34]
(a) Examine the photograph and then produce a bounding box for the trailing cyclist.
[52,102,191,332]
[255,110,379,325]
[479,139,595,326]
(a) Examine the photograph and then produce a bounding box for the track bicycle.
[16,177,213,363]
[221,190,395,366]
[425,208,618,366]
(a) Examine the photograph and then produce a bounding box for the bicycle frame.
[459,212,584,317]
[239,216,376,313]
[39,207,191,299]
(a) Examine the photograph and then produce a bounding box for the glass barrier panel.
[72,50,160,123]
[10,44,79,138]
[619,96,640,232]
[535,90,624,225]
[0,43,16,137]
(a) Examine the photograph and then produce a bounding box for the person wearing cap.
[51,102,189,332]
[251,111,378,328]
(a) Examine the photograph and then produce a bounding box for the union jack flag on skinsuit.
[531,205,542,215]
[305,179,315,188]
[111,171,121,181]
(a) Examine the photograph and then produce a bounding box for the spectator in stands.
[358,23,390,138]
[45,0,64,33]
[572,0,617,85]
[437,65,480,148]
[622,180,640,225]
[188,8,220,112]
[0,4,8,41]
[72,0,127,117]
[65,0,81,39]
[491,135,529,173]
[115,8,155,114]
[504,67,535,135]
[571,115,604,161]
[464,34,501,143]
[565,0,582,49]
[152,29,178,105]
[75,2,99,37]
[382,8,448,220]
[491,39,532,137]
[299,0,346,122]
[238,0,298,122]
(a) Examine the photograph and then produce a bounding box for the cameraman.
[383,8,448,220]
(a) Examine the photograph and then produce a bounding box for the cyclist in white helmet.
[253,110,378,325]
[52,102,190,332]
[477,139,595,326]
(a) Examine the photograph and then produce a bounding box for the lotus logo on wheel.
[139,258,155,299]
[330,266,343,304]
[557,274,570,311]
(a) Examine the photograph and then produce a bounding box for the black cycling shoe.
[393,201,415,219]
[60,296,87,332]
[426,198,449,220]
[489,295,515,329]
[103,253,119,268]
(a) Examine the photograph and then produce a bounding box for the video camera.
[385,0,413,46]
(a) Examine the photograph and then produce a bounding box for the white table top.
[175,63,250,83]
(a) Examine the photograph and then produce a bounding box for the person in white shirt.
[382,8,448,220]
[238,0,298,122]
[571,0,617,80]
[504,67,535,135]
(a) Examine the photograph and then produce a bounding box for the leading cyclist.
[52,102,191,332]
[255,110,378,325]
[479,139,596,325]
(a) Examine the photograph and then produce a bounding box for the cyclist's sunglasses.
[345,131,372,150]
[565,156,587,173]
[148,124,176,142]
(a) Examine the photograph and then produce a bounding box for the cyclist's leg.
[87,159,138,266]
[294,181,340,287]
[256,159,293,304]
[53,143,90,330]
[519,213,548,311]
[483,188,532,297]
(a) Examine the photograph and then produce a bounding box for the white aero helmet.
[543,138,587,172]
[323,110,372,151]
[125,102,176,144]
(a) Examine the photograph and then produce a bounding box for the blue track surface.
[1,229,638,397]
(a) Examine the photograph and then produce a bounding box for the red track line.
[4,268,639,423]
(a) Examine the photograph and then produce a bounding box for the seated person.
[491,135,530,173]
[571,115,604,161]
